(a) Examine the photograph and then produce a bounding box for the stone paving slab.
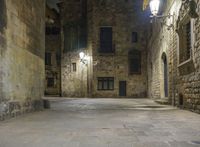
[0,98,200,147]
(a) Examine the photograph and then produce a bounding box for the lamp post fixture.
[79,51,90,97]
[79,52,88,65]
[149,0,160,16]
[149,0,174,30]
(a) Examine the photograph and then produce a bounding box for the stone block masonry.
[0,0,45,120]
[60,0,149,98]
[148,0,200,113]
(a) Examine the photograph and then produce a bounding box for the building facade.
[60,0,149,98]
[0,0,45,120]
[148,0,200,113]
[45,5,61,96]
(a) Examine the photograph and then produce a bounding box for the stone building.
[60,0,149,98]
[147,0,200,113]
[45,5,61,96]
[0,0,200,121]
[0,0,45,120]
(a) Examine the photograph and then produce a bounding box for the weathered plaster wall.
[0,0,45,120]
[148,0,200,113]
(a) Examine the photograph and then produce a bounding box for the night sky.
[46,0,60,11]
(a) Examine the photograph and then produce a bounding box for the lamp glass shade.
[150,0,160,16]
[79,52,85,59]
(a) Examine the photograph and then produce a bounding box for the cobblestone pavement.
[0,98,200,147]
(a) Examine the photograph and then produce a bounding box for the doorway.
[119,81,127,97]
[162,53,168,97]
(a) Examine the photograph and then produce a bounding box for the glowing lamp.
[150,0,160,16]
[79,52,85,59]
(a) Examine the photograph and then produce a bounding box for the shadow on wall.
[0,0,7,55]
[0,0,7,32]
[0,0,7,103]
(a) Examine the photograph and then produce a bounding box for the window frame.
[45,52,52,66]
[72,63,77,72]
[97,77,114,91]
[99,26,114,53]
[177,15,195,67]
[47,78,55,88]
[132,32,138,43]
[128,50,142,75]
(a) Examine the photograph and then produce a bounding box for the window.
[72,63,76,72]
[178,20,192,63]
[46,27,60,35]
[98,77,114,90]
[99,27,114,53]
[176,2,197,75]
[56,53,61,66]
[132,32,138,43]
[45,53,51,66]
[64,23,87,53]
[47,78,54,88]
[129,50,141,74]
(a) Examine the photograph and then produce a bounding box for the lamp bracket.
[150,14,174,30]
[150,14,173,19]
[80,59,88,65]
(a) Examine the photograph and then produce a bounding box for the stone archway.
[161,52,168,98]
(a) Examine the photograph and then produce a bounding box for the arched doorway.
[162,53,168,97]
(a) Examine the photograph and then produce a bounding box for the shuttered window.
[179,20,192,63]
[99,27,113,53]
[45,52,51,66]
[47,78,54,88]
[132,32,138,43]
[129,50,141,74]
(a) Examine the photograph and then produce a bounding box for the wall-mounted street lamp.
[46,16,55,24]
[149,0,160,16]
[79,52,88,65]
[149,0,174,30]
[79,51,90,97]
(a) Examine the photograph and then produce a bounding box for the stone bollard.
[43,99,50,109]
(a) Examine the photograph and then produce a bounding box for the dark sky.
[46,0,60,11]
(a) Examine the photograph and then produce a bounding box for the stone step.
[155,98,169,105]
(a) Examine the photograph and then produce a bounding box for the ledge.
[178,58,195,75]
[178,58,193,68]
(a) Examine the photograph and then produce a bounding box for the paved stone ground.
[0,98,200,147]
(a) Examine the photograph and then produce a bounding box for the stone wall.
[61,51,89,97]
[45,6,61,96]
[60,0,89,97]
[89,0,148,98]
[148,0,200,113]
[0,0,45,120]
[60,0,149,98]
